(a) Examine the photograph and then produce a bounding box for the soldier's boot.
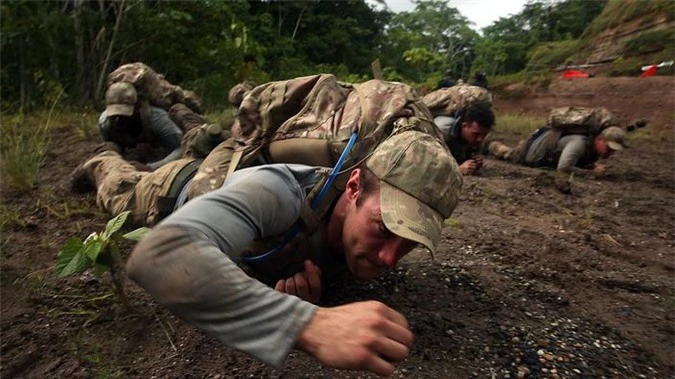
[69,151,119,193]
[184,124,225,158]
[70,163,95,193]
[488,141,513,161]
[169,103,208,133]
[182,90,203,114]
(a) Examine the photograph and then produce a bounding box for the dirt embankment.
[497,76,675,134]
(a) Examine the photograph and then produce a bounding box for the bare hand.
[275,260,322,303]
[130,161,154,172]
[459,159,477,175]
[593,163,607,176]
[472,155,484,169]
[297,301,414,377]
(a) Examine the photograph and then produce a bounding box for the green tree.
[381,0,479,82]
[471,0,606,76]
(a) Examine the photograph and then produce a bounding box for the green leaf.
[92,262,108,278]
[102,211,130,240]
[123,227,151,241]
[83,238,105,262]
[109,243,122,265]
[55,237,90,277]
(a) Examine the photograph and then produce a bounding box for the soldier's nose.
[378,239,409,268]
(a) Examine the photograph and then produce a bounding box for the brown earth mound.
[1,76,673,378]
[498,76,674,133]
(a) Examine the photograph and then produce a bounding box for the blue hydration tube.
[242,130,359,263]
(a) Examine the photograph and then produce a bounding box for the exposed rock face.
[585,15,674,64]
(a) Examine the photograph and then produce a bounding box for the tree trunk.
[291,7,305,41]
[95,0,126,101]
[73,0,86,103]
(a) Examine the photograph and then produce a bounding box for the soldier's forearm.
[126,225,317,367]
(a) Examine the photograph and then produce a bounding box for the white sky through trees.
[370,0,529,32]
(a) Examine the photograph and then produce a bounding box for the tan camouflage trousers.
[169,103,229,159]
[186,137,239,200]
[81,151,198,226]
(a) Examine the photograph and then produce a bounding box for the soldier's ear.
[344,169,361,201]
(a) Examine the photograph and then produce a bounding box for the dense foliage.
[2,0,667,111]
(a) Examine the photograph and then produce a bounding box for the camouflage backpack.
[547,107,618,136]
[187,74,445,200]
[107,62,203,114]
[421,83,493,118]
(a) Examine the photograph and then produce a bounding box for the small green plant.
[1,114,52,190]
[55,211,150,306]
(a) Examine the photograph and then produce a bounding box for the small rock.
[537,349,545,356]
[516,365,530,379]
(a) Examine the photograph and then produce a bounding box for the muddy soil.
[1,76,673,378]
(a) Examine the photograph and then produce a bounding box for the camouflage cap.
[601,126,628,150]
[366,130,462,254]
[105,82,137,116]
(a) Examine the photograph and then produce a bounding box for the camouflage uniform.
[72,151,200,226]
[487,107,626,171]
[108,62,203,114]
[421,83,492,119]
[125,130,462,368]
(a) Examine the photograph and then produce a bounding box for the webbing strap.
[226,149,244,179]
[168,159,202,198]
[242,130,359,264]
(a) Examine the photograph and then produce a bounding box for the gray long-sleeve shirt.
[526,132,595,173]
[127,164,346,367]
[98,106,182,169]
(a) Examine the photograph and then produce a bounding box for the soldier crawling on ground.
[98,62,204,171]
[487,106,646,183]
[422,83,495,176]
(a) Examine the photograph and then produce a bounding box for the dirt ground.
[1,76,673,378]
